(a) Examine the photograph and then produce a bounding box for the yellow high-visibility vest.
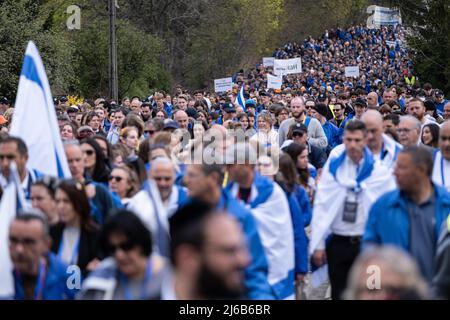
[405,76,416,85]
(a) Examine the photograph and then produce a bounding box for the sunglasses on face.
[0,154,15,160]
[293,132,304,137]
[107,241,134,254]
[108,175,123,183]
[144,130,155,135]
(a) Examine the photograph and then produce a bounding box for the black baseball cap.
[222,102,236,113]
[0,97,10,105]
[291,123,308,134]
[318,93,327,101]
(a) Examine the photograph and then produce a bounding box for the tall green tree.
[391,0,450,95]
[46,0,172,98]
[184,0,284,89]
[73,19,170,99]
[0,0,77,99]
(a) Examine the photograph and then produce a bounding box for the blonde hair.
[120,126,139,139]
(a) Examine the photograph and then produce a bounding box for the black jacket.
[308,143,327,169]
[50,223,101,278]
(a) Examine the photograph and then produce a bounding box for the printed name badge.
[342,190,358,223]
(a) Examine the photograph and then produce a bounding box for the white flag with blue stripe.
[10,41,71,178]
[236,85,245,109]
[0,162,28,298]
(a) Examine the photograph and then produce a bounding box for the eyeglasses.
[107,241,135,254]
[144,130,155,135]
[293,132,305,137]
[305,105,314,109]
[153,176,172,182]
[83,149,95,156]
[396,128,414,134]
[9,236,38,247]
[108,175,123,183]
[0,154,15,160]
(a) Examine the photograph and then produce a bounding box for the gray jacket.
[278,117,328,149]
[77,256,169,300]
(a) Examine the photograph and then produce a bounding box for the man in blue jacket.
[183,163,275,299]
[9,214,76,300]
[363,146,450,283]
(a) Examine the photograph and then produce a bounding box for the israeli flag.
[236,85,246,110]
[10,41,71,178]
[0,163,28,298]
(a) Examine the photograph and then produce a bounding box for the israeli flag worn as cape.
[226,174,295,300]
[0,163,28,298]
[10,41,71,178]
[309,144,397,254]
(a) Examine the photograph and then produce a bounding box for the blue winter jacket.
[293,185,312,227]
[14,253,77,300]
[285,191,309,275]
[363,185,450,251]
[322,121,340,152]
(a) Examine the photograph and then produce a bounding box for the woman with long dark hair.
[50,180,101,277]
[277,153,312,227]
[275,154,310,285]
[80,138,111,185]
[421,123,440,149]
[285,142,317,204]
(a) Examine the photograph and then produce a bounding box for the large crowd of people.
[0,23,450,300]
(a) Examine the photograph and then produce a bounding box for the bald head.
[439,121,450,161]
[361,109,383,125]
[64,142,85,181]
[174,110,189,130]
[290,96,304,106]
[441,120,450,131]
[150,157,175,200]
[443,102,450,120]
[362,110,384,152]
[367,92,379,107]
